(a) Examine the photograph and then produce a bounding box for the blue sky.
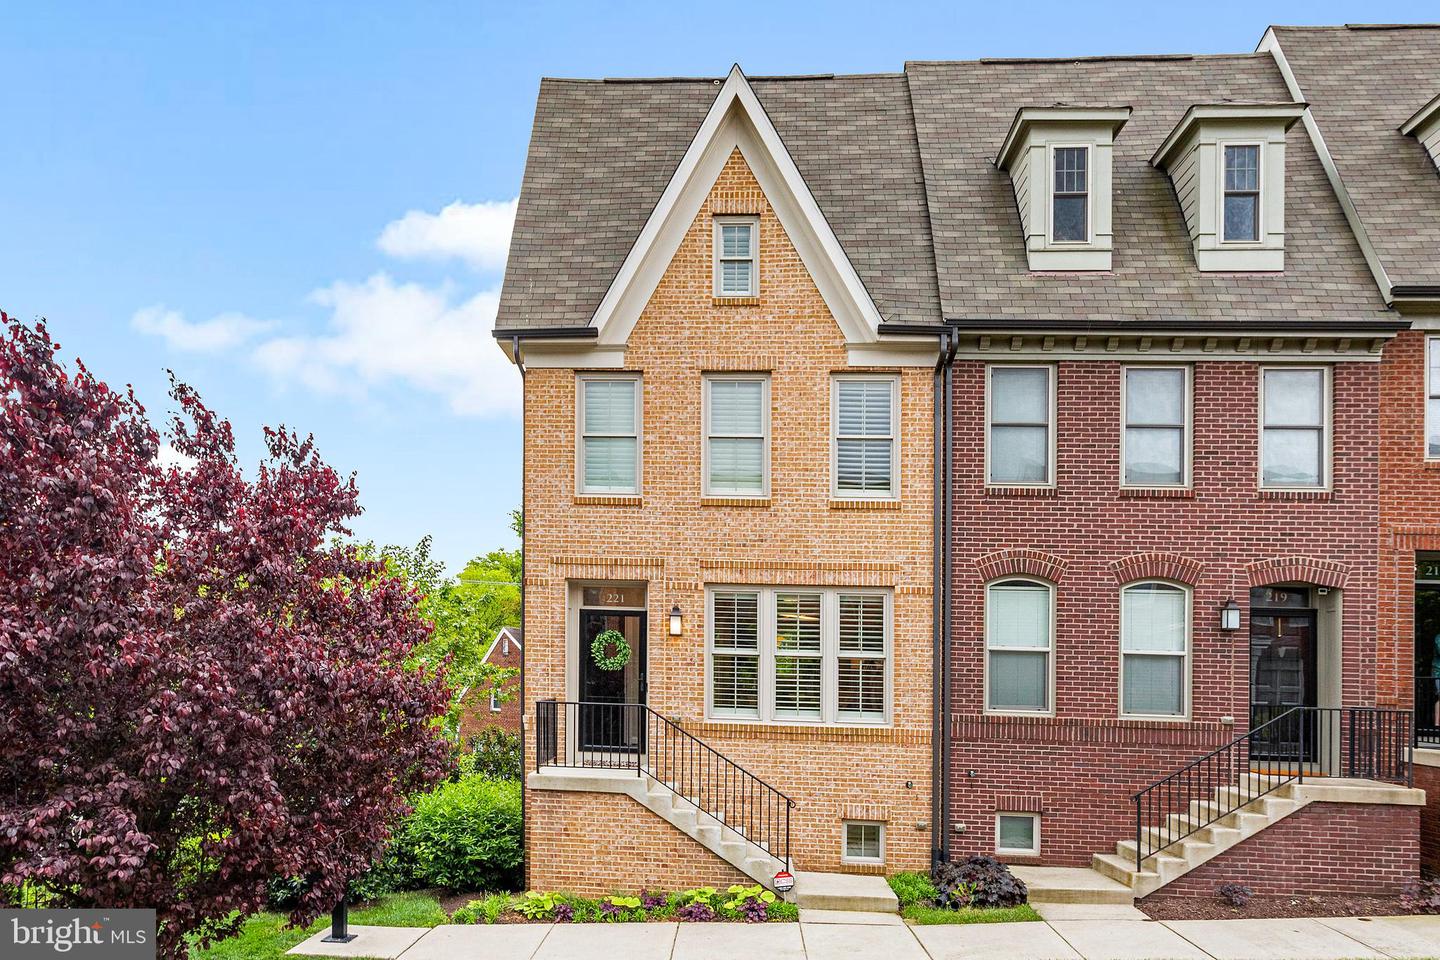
[3,1,1435,571]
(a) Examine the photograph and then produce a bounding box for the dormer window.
[994,106,1130,272]
[1400,92,1440,175]
[1152,103,1305,272]
[1051,147,1089,243]
[1222,145,1261,242]
[714,216,758,297]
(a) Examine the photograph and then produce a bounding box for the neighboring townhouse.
[459,625,523,739]
[495,28,1430,907]
[918,49,1419,903]
[494,70,943,899]
[1263,23,1440,871]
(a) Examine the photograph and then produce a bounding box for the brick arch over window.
[975,549,1067,585]
[1246,556,1351,590]
[1109,552,1204,587]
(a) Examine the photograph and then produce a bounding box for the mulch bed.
[1139,894,1415,921]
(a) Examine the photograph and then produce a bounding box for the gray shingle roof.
[1271,25,1440,290]
[907,54,1388,325]
[497,51,1394,334]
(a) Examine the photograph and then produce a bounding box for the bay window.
[1120,581,1189,718]
[706,586,890,724]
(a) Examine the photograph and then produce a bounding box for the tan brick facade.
[520,150,934,893]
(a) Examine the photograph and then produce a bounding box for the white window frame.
[841,820,886,865]
[1118,580,1192,721]
[831,374,900,500]
[1258,366,1331,491]
[1048,143,1093,246]
[489,690,501,713]
[702,373,771,498]
[1427,336,1440,461]
[995,813,1041,857]
[704,585,892,727]
[986,364,1057,488]
[1219,141,1264,246]
[706,589,763,720]
[576,373,642,496]
[983,578,1056,717]
[713,216,759,297]
[1120,365,1192,489]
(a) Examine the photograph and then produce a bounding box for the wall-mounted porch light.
[1219,598,1241,632]
[669,604,683,637]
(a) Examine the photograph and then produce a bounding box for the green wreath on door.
[590,629,631,671]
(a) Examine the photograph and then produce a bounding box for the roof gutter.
[492,326,600,340]
[944,317,1409,334]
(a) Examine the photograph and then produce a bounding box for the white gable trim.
[591,65,883,347]
[481,625,522,664]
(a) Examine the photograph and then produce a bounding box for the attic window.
[714,217,758,297]
[1222,145,1261,242]
[1051,147,1089,243]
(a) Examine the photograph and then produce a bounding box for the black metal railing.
[1416,675,1440,747]
[1131,706,1413,871]
[535,700,794,869]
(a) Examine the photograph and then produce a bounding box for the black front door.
[1416,554,1440,744]
[1249,587,1317,764]
[578,608,646,753]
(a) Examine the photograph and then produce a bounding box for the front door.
[577,606,647,754]
[1249,586,1317,764]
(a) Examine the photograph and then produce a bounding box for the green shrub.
[887,871,938,908]
[451,893,514,924]
[457,729,522,781]
[766,901,798,922]
[394,775,522,891]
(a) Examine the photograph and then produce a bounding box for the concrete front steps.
[792,872,899,913]
[1089,776,1426,899]
[529,766,792,898]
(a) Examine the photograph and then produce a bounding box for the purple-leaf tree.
[0,315,451,958]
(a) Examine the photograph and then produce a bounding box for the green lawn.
[190,893,447,960]
[902,903,1043,925]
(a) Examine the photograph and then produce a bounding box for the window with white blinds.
[704,375,769,497]
[706,586,890,724]
[578,375,640,494]
[714,216,758,297]
[985,579,1053,714]
[1120,582,1189,718]
[833,377,898,498]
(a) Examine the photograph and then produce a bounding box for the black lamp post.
[322,902,356,944]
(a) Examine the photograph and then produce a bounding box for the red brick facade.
[1416,757,1440,874]
[460,627,523,738]
[1138,803,1420,899]
[947,359,1383,866]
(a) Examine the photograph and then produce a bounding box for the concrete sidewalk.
[289,912,1440,960]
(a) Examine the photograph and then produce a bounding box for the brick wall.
[1416,756,1440,874]
[527,789,749,894]
[1137,802,1419,899]
[947,358,1383,866]
[1379,330,1439,712]
[522,149,934,888]
[459,632,522,738]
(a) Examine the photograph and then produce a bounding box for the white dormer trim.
[1152,102,1306,272]
[589,65,884,350]
[1401,92,1440,175]
[994,106,1131,272]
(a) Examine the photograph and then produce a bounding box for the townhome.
[1262,22,1440,872]
[495,70,943,901]
[495,28,1430,908]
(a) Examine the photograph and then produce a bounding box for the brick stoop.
[1090,776,1425,899]
[528,767,794,899]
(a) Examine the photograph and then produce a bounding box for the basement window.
[842,821,885,864]
[995,814,1040,856]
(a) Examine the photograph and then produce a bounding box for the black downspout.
[931,328,958,867]
[940,328,957,863]
[512,335,528,888]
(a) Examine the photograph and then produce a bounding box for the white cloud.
[155,442,198,471]
[376,199,518,271]
[131,305,274,353]
[250,272,519,418]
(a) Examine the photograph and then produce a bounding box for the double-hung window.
[577,375,640,495]
[1120,582,1189,718]
[706,587,891,724]
[704,375,769,497]
[833,376,898,498]
[988,366,1054,486]
[985,579,1053,714]
[1428,338,1440,459]
[1051,146,1089,243]
[714,217,758,297]
[1222,144,1261,243]
[1260,368,1328,489]
[1123,367,1189,487]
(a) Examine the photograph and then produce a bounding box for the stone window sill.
[700,496,770,508]
[573,495,643,507]
[1258,489,1332,501]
